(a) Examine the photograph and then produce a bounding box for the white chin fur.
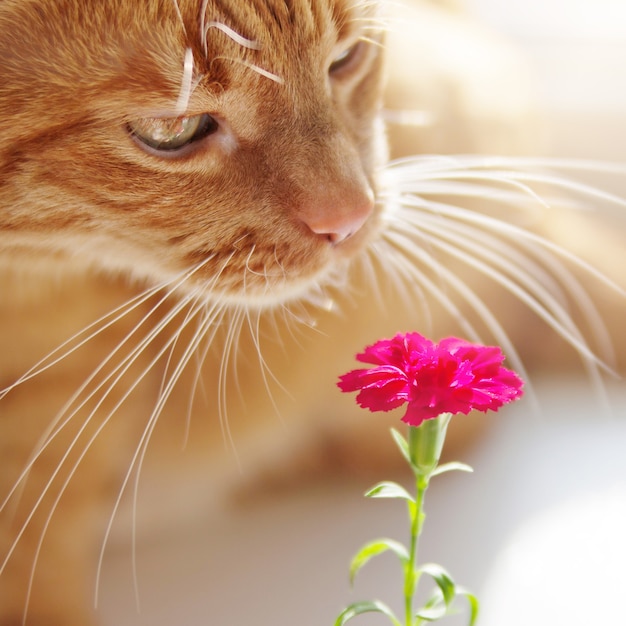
[199,263,350,311]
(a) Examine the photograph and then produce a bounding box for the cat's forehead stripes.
[196,0,379,82]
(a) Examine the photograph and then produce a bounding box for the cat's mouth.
[178,204,383,309]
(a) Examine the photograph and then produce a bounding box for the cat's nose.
[300,185,375,244]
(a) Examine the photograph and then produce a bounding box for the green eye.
[128,113,218,151]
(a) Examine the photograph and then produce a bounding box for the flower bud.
[408,412,452,476]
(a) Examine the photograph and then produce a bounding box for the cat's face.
[0,0,386,306]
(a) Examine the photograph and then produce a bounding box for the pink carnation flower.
[338,332,524,426]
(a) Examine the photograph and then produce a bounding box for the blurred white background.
[99,2,626,625]
[468,0,626,161]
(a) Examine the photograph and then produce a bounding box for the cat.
[0,0,623,624]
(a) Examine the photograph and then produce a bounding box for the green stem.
[404,415,451,626]
[404,472,429,626]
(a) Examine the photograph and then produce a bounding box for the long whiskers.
[101,293,229,612]
[0,261,218,519]
[377,229,533,382]
[376,155,626,407]
[0,278,171,402]
[3,289,201,619]
[402,209,610,368]
[1,252,242,621]
[384,155,626,215]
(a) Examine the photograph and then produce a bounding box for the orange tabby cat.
[0,0,623,624]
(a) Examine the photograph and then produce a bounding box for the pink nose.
[299,185,375,244]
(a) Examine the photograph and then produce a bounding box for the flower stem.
[404,415,451,626]
[405,472,428,626]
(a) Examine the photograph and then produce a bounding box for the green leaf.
[456,586,480,626]
[418,563,456,606]
[390,427,412,466]
[334,600,402,626]
[349,538,409,585]
[415,588,445,624]
[416,584,479,625]
[430,462,474,477]
[364,481,414,503]
[415,603,447,622]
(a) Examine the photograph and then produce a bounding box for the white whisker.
[384,155,626,213]
[245,306,291,422]
[366,239,432,329]
[0,260,221,520]
[426,222,597,350]
[1,293,177,518]
[96,252,241,604]
[2,254,233,621]
[241,61,284,84]
[182,316,219,451]
[126,292,223,612]
[356,243,384,305]
[382,186,625,298]
[216,306,244,470]
[204,21,261,51]
[1,287,198,577]
[0,279,170,401]
[209,54,282,84]
[375,151,626,409]
[379,230,539,412]
[20,290,205,619]
[394,211,613,374]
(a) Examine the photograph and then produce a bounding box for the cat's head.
[0,0,386,306]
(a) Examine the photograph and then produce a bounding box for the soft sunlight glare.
[480,484,626,626]
[468,0,626,39]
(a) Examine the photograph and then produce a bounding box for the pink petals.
[338,332,524,426]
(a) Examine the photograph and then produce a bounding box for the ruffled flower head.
[338,332,524,426]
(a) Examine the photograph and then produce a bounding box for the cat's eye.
[329,41,364,76]
[128,113,218,152]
